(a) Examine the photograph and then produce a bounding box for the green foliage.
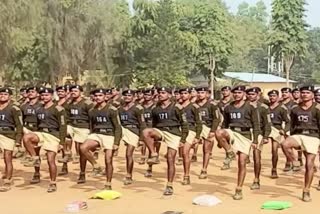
[0,0,318,88]
[227,0,268,72]
[269,0,308,81]
[292,27,320,83]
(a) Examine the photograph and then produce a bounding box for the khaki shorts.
[121,127,139,147]
[67,125,90,143]
[200,125,211,139]
[87,133,114,150]
[269,127,284,144]
[153,128,181,150]
[186,130,196,145]
[34,132,60,153]
[291,135,320,155]
[0,134,15,151]
[225,129,252,155]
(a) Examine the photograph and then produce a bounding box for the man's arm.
[176,105,189,143]
[261,105,272,139]
[192,104,202,139]
[211,103,222,132]
[250,104,260,144]
[12,106,23,144]
[56,106,67,145]
[110,107,122,146]
[281,105,291,133]
[135,105,146,141]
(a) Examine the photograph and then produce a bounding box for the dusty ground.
[1,143,320,214]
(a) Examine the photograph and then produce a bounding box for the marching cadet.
[110,87,122,108]
[174,89,181,103]
[135,88,144,105]
[141,88,160,177]
[314,88,320,104]
[189,87,199,161]
[268,90,290,179]
[246,87,271,190]
[17,87,28,106]
[119,89,146,185]
[281,87,296,109]
[55,85,71,170]
[0,87,23,192]
[190,87,198,103]
[139,88,154,165]
[23,87,67,193]
[152,87,159,103]
[292,87,301,103]
[56,86,69,108]
[179,88,202,185]
[215,86,260,200]
[104,89,112,103]
[143,87,188,195]
[218,86,233,113]
[174,88,184,166]
[19,87,42,162]
[78,89,122,189]
[281,86,320,202]
[281,87,302,170]
[66,85,93,166]
[256,87,270,106]
[196,87,221,178]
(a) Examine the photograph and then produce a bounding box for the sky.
[128,0,319,27]
[225,0,319,27]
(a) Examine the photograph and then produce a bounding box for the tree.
[291,27,320,83]
[269,0,308,85]
[179,0,233,79]
[130,0,198,87]
[228,0,268,73]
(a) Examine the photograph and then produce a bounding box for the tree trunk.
[209,54,216,100]
[284,54,294,87]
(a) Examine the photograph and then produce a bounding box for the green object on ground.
[261,201,292,210]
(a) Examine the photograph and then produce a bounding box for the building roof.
[224,72,296,83]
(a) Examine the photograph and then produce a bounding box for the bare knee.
[167,151,176,163]
[105,156,113,165]
[46,152,56,163]
[143,128,153,138]
[80,143,89,153]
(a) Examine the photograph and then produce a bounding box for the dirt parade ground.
[1,143,320,214]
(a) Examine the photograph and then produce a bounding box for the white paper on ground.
[192,195,222,207]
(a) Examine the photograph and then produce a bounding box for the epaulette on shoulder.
[12,105,21,111]
[175,103,183,110]
[315,103,320,111]
[192,103,200,108]
[230,100,236,105]
[135,104,144,110]
[55,105,64,112]
[210,100,219,105]
[249,102,257,108]
[84,99,92,105]
[109,105,118,111]
[12,101,21,107]
[113,100,120,105]
[280,104,289,111]
[260,103,268,109]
